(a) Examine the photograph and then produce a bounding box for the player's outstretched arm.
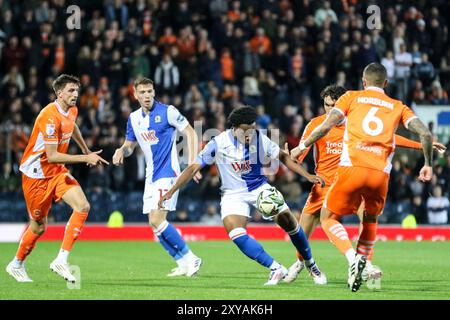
[406,118,434,181]
[112,140,137,166]
[72,123,91,154]
[181,124,202,182]
[280,143,325,187]
[45,143,109,166]
[395,134,447,152]
[158,163,202,209]
[291,109,344,159]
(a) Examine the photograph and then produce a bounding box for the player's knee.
[31,222,46,236]
[75,201,90,213]
[276,210,297,231]
[363,212,378,223]
[149,211,166,228]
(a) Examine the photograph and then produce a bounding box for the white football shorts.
[220,183,290,220]
[143,177,179,213]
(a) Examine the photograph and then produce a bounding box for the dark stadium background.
[0,0,449,225]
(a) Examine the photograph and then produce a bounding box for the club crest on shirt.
[249,145,257,153]
[154,115,162,123]
[46,123,55,135]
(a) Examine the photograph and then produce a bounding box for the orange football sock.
[61,211,88,251]
[357,222,377,261]
[16,226,41,261]
[322,218,355,263]
[296,251,304,262]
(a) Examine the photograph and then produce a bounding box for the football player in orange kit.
[284,85,446,285]
[291,63,438,291]
[6,74,108,283]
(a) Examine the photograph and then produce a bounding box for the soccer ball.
[256,187,285,218]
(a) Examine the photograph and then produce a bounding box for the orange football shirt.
[334,86,417,173]
[20,101,78,179]
[297,114,345,186]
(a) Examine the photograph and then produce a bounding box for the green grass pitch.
[1,240,450,300]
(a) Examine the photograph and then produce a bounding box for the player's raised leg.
[223,215,287,286]
[275,209,326,284]
[149,209,202,277]
[50,185,90,283]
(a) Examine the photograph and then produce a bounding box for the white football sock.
[12,257,23,268]
[345,248,357,265]
[269,261,282,270]
[183,250,196,261]
[176,257,187,268]
[56,249,70,263]
[304,258,315,267]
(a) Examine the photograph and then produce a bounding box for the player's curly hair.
[320,84,347,101]
[227,106,258,128]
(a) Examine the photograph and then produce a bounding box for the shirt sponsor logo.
[141,130,159,144]
[356,142,382,155]
[325,141,343,155]
[231,160,252,174]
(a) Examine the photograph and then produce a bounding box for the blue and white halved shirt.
[126,100,189,183]
[196,129,280,195]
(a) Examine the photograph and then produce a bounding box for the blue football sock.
[159,222,190,258]
[288,225,313,262]
[229,228,274,268]
[157,234,183,261]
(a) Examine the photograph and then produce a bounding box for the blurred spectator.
[411,195,427,224]
[255,105,271,129]
[0,162,19,192]
[154,54,180,96]
[173,209,191,223]
[250,28,271,55]
[412,53,435,87]
[429,81,449,105]
[314,1,338,27]
[220,48,234,83]
[199,203,222,225]
[394,43,413,101]
[426,185,449,225]
[276,170,302,209]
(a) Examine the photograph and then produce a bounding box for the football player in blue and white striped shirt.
[113,77,202,277]
[159,106,327,285]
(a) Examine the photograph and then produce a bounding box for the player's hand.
[290,146,304,160]
[281,143,290,157]
[85,150,109,166]
[432,142,447,154]
[83,149,95,167]
[193,171,203,183]
[158,191,173,209]
[307,174,325,188]
[112,148,124,166]
[418,165,433,182]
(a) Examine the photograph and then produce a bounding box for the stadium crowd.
[0,0,449,224]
